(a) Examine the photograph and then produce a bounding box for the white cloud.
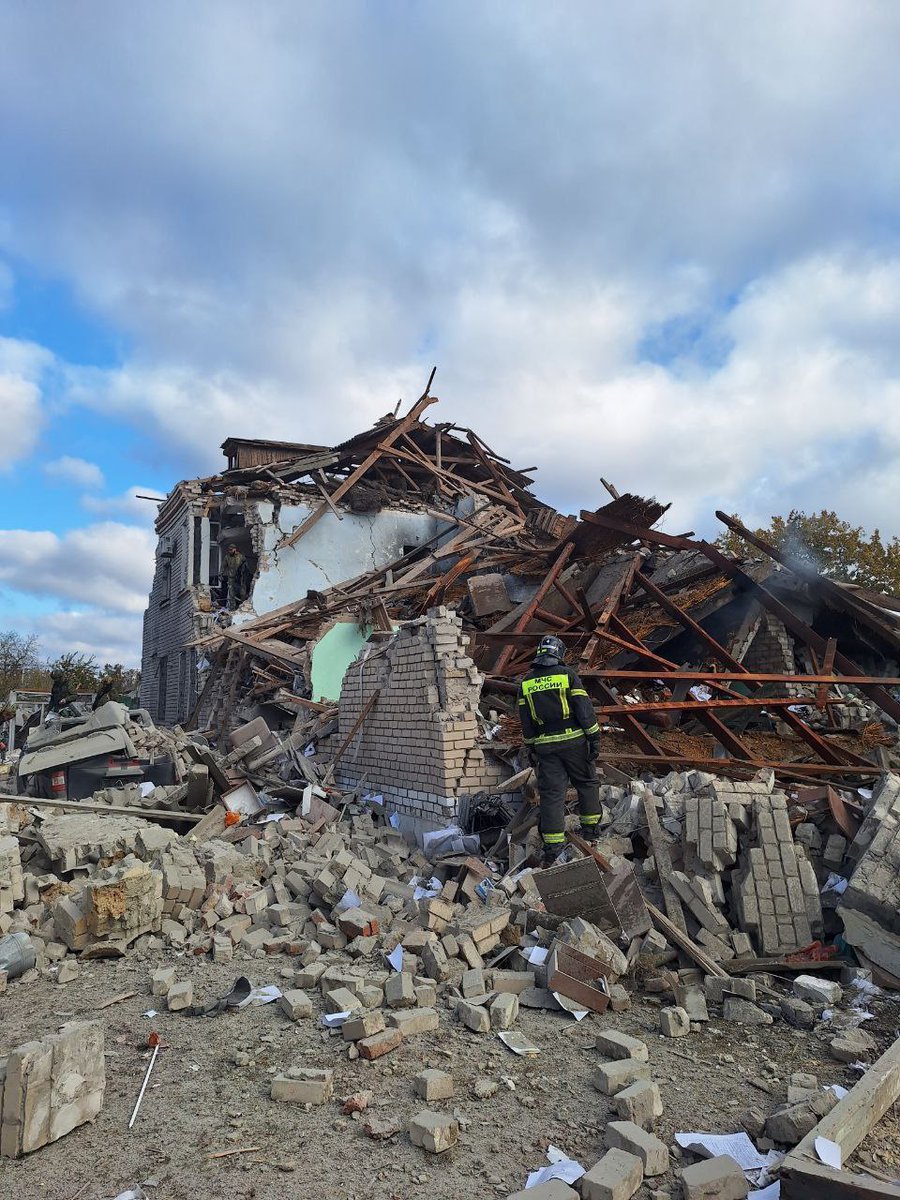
[0,522,155,614]
[43,455,105,489]
[0,609,143,668]
[81,485,164,523]
[0,336,52,471]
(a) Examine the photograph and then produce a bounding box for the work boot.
[541,843,564,869]
[580,823,601,845]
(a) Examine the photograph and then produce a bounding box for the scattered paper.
[365,792,384,806]
[815,1137,842,1169]
[304,744,316,756]
[259,812,288,823]
[499,1031,540,1056]
[525,1146,584,1189]
[674,1132,769,1174]
[552,992,588,1020]
[527,946,549,966]
[236,984,282,1008]
[335,889,361,913]
[858,787,874,800]
[142,1009,157,1018]
[826,1084,849,1099]
[749,1184,780,1200]
[139,782,156,798]
[388,812,401,829]
[851,977,882,997]
[186,1063,200,1073]
[386,945,403,973]
[321,1010,351,1029]
[689,684,713,701]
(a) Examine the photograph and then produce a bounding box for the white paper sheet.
[236,984,282,1008]
[552,992,589,1020]
[525,1146,584,1189]
[826,1084,849,1099]
[320,1010,351,1028]
[335,888,361,913]
[815,1137,842,1169]
[387,944,403,973]
[748,1184,780,1200]
[527,946,549,965]
[498,1031,540,1056]
[674,1132,769,1173]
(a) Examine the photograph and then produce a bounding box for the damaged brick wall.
[336,607,507,836]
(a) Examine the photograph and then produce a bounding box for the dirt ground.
[2,954,896,1200]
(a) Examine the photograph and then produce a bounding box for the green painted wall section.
[310,620,374,702]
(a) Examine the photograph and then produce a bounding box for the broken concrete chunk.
[388,1007,439,1036]
[271,1067,333,1104]
[278,989,313,1020]
[613,1080,662,1129]
[167,981,193,1011]
[580,1147,643,1200]
[765,1090,838,1145]
[722,997,773,1025]
[659,1006,690,1038]
[793,974,842,1007]
[407,1110,459,1154]
[489,992,519,1030]
[830,1028,876,1063]
[342,1011,385,1042]
[680,1154,749,1199]
[414,1069,454,1101]
[384,971,416,1009]
[595,1030,649,1062]
[605,1121,669,1176]
[456,999,490,1033]
[150,966,177,997]
[593,1059,650,1095]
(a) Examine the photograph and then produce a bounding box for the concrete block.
[490,993,519,1030]
[150,966,177,997]
[388,1007,439,1036]
[659,1006,690,1037]
[461,968,486,998]
[407,1110,459,1154]
[594,1031,648,1062]
[793,975,842,1006]
[278,989,313,1020]
[271,1067,333,1104]
[167,981,193,1011]
[385,971,416,1009]
[581,1148,643,1200]
[680,1154,748,1198]
[722,997,773,1026]
[414,1069,454,1101]
[359,1028,403,1060]
[605,1121,669,1176]
[613,1080,662,1129]
[505,1185,579,1200]
[456,1000,490,1033]
[324,986,363,1015]
[593,1059,650,1095]
[342,1011,385,1042]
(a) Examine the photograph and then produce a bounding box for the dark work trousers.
[535,737,601,845]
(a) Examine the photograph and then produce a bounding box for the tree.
[0,632,43,701]
[716,510,900,595]
[48,652,100,694]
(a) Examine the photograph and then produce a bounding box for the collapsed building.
[140,386,900,843]
[4,384,900,1192]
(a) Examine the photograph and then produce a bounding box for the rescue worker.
[517,634,602,866]
[47,669,75,714]
[222,544,247,610]
[92,673,116,710]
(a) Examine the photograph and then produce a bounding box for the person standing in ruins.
[222,544,248,609]
[517,634,602,866]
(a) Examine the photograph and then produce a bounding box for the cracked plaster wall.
[239,500,440,619]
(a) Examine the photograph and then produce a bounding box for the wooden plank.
[782,1034,900,1200]
[492,542,576,675]
[640,788,688,934]
[816,636,838,708]
[2,792,203,823]
[279,392,437,548]
[323,688,381,785]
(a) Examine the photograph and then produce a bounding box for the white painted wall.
[243,500,440,617]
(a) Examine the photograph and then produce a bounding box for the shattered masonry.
[336,609,506,835]
[0,1022,105,1158]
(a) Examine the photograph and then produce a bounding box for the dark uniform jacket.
[517,662,599,749]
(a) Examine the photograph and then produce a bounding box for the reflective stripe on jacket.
[517,664,600,747]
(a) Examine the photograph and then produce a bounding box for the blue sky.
[2,1,900,666]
